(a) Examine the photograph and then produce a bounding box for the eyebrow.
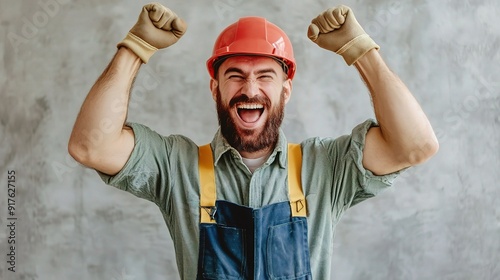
[224,67,245,76]
[224,67,278,77]
[256,68,277,76]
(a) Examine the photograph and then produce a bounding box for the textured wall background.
[0,0,499,279]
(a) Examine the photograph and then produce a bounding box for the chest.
[214,153,289,208]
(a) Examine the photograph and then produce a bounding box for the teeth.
[237,103,264,109]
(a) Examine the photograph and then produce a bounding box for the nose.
[241,78,260,98]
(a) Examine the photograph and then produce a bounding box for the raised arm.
[68,48,139,175]
[308,5,438,175]
[354,50,438,175]
[68,3,187,175]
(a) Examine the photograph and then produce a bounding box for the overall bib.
[196,144,312,280]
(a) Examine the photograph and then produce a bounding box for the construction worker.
[68,3,438,279]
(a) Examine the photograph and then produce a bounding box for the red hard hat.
[206,16,296,80]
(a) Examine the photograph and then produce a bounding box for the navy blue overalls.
[196,144,312,280]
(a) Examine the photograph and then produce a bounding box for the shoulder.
[127,122,198,147]
[298,119,377,164]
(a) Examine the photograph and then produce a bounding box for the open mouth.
[236,103,264,123]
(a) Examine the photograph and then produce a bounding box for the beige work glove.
[308,5,379,65]
[117,2,187,63]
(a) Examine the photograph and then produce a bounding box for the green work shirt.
[98,119,402,279]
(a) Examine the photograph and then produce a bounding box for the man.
[68,3,438,279]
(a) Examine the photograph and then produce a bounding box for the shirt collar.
[210,128,288,169]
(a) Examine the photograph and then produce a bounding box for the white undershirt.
[241,154,270,173]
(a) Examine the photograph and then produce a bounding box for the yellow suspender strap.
[288,143,307,217]
[198,144,217,224]
[198,143,307,223]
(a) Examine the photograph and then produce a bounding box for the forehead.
[219,55,283,73]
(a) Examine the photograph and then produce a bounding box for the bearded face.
[211,56,291,156]
[216,88,286,153]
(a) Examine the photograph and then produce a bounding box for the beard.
[216,88,285,154]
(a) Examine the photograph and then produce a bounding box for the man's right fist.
[117,2,187,63]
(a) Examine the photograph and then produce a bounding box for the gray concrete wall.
[1,0,499,279]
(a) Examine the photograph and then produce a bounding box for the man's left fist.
[308,5,379,65]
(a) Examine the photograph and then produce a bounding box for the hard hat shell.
[207,16,296,80]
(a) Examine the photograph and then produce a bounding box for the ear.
[282,79,292,104]
[210,79,218,101]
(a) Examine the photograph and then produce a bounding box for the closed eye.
[258,75,274,81]
[228,75,245,80]
[224,67,246,80]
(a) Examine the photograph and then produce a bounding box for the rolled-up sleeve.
[346,119,405,205]
[96,123,172,207]
[318,119,406,220]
